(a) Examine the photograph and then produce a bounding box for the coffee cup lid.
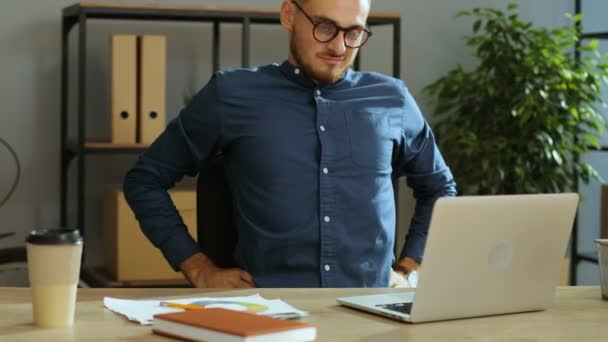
[26,229,83,245]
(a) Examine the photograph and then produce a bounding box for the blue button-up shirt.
[123,61,456,287]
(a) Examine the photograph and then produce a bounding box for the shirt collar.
[277,60,351,90]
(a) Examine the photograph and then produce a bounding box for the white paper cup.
[26,229,83,328]
[596,239,608,300]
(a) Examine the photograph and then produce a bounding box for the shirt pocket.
[346,110,399,170]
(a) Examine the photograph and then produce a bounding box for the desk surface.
[1,286,606,341]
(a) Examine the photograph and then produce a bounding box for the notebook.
[152,308,317,342]
[337,193,579,323]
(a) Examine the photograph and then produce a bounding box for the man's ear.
[280,0,296,33]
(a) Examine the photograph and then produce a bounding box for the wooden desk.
[1,287,606,341]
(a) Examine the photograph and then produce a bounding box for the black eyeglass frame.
[290,0,373,49]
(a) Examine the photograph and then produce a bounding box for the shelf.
[80,266,191,288]
[577,252,598,264]
[63,2,400,25]
[572,0,607,285]
[73,2,286,15]
[65,140,150,154]
[581,32,608,40]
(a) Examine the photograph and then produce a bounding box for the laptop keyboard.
[377,302,413,315]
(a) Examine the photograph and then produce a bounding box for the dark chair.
[196,153,238,268]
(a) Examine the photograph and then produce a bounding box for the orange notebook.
[152,308,317,342]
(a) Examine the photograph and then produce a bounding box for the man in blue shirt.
[124,0,456,288]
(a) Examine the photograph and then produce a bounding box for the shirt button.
[319,125,326,132]
[324,264,331,272]
[322,168,329,174]
[294,68,301,75]
[324,216,331,223]
[316,89,322,96]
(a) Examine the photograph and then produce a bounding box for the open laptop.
[337,193,579,323]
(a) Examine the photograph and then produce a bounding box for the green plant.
[425,3,608,195]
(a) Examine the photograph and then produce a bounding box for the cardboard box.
[602,184,608,239]
[103,187,197,281]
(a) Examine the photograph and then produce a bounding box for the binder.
[110,35,137,143]
[138,35,167,144]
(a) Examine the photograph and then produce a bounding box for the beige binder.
[110,35,137,143]
[138,35,167,144]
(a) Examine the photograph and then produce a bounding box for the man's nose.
[327,32,348,55]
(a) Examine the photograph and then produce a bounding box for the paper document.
[104,293,308,325]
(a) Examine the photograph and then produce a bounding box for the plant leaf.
[473,19,482,33]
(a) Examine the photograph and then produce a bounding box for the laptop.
[337,193,579,323]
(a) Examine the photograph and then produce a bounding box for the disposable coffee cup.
[26,229,83,328]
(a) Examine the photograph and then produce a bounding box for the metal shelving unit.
[59,2,402,287]
[570,0,608,284]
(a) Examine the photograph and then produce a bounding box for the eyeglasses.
[291,0,372,49]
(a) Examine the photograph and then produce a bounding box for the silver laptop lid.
[409,193,578,323]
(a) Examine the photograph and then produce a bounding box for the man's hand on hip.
[390,269,412,288]
[179,252,256,288]
[393,257,420,275]
[390,256,421,288]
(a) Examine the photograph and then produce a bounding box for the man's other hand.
[180,252,255,288]
[390,256,421,288]
[393,257,420,275]
[389,269,411,288]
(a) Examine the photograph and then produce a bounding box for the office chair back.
[196,154,238,268]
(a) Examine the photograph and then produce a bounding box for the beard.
[290,28,354,84]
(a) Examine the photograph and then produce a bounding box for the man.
[123,0,456,288]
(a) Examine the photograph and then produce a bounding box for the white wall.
[6,0,601,284]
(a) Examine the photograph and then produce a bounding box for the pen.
[160,302,206,310]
